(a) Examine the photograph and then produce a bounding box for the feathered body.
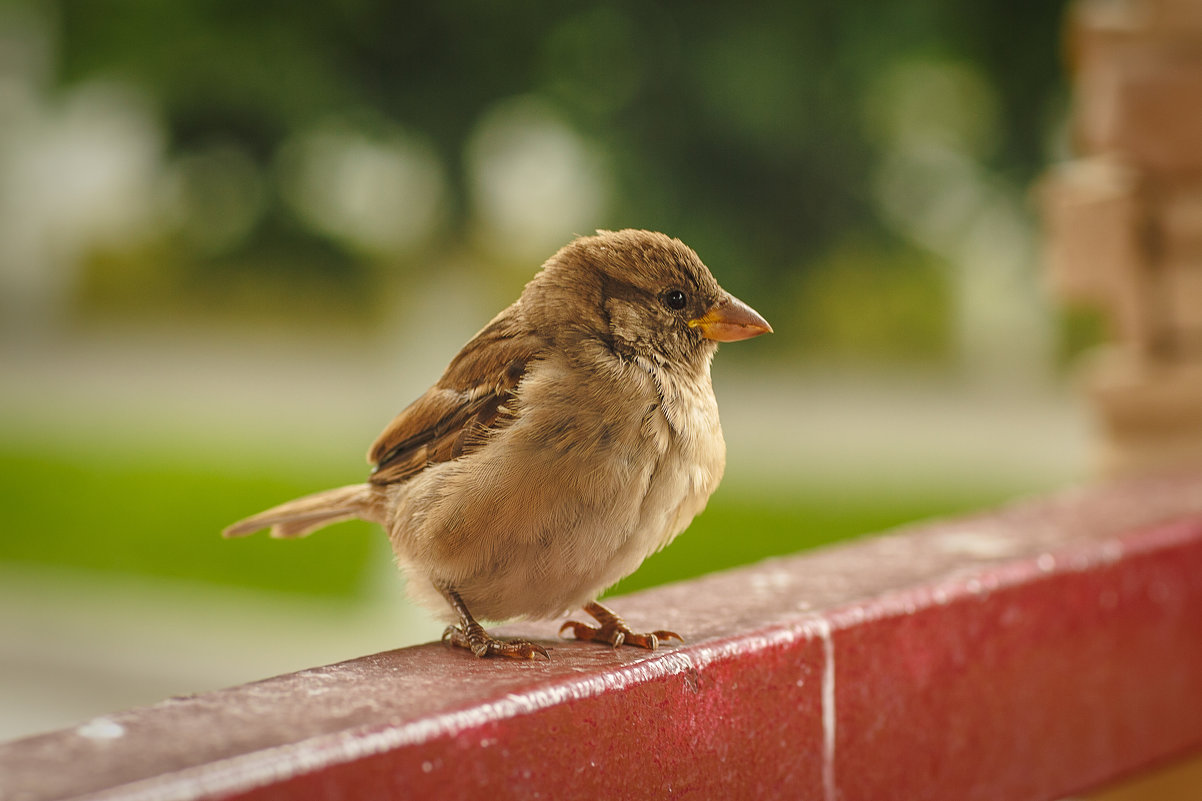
[226,229,769,654]
[385,330,723,622]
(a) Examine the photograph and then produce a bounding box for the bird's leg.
[559,601,682,650]
[437,584,549,660]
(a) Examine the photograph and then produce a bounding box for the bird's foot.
[559,601,682,650]
[442,622,549,660]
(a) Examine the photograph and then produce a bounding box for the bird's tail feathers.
[223,484,377,539]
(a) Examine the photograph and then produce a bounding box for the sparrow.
[224,229,772,659]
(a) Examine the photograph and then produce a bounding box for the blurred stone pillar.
[1042,0,1202,476]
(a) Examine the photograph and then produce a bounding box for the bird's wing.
[367,314,544,486]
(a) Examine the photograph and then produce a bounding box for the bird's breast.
[390,350,726,621]
[500,351,726,565]
[633,356,726,550]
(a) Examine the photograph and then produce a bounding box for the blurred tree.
[41,0,1070,342]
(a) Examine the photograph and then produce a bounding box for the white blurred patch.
[276,121,446,257]
[76,717,125,740]
[867,58,1054,391]
[466,96,609,262]
[0,29,163,338]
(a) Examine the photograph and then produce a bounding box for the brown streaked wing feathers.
[367,315,543,486]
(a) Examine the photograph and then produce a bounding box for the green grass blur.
[0,434,1009,600]
[0,439,374,597]
[612,485,1007,596]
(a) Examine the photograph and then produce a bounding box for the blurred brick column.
[1043,0,1202,476]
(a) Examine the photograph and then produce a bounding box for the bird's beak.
[689,293,773,342]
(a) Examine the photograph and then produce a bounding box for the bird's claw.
[559,603,682,651]
[442,624,549,660]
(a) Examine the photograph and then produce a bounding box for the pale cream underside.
[384,342,725,622]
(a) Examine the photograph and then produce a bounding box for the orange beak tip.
[691,295,772,343]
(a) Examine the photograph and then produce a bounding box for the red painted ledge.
[3,474,1202,801]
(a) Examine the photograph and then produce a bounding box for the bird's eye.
[663,289,688,310]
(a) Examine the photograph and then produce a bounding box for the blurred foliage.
[791,236,951,360]
[32,0,1071,356]
[1056,303,1110,367]
[1,2,1076,602]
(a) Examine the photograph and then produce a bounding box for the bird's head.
[527,229,772,367]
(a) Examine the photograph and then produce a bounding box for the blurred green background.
[0,0,1093,739]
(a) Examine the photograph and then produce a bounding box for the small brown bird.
[225,229,771,659]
